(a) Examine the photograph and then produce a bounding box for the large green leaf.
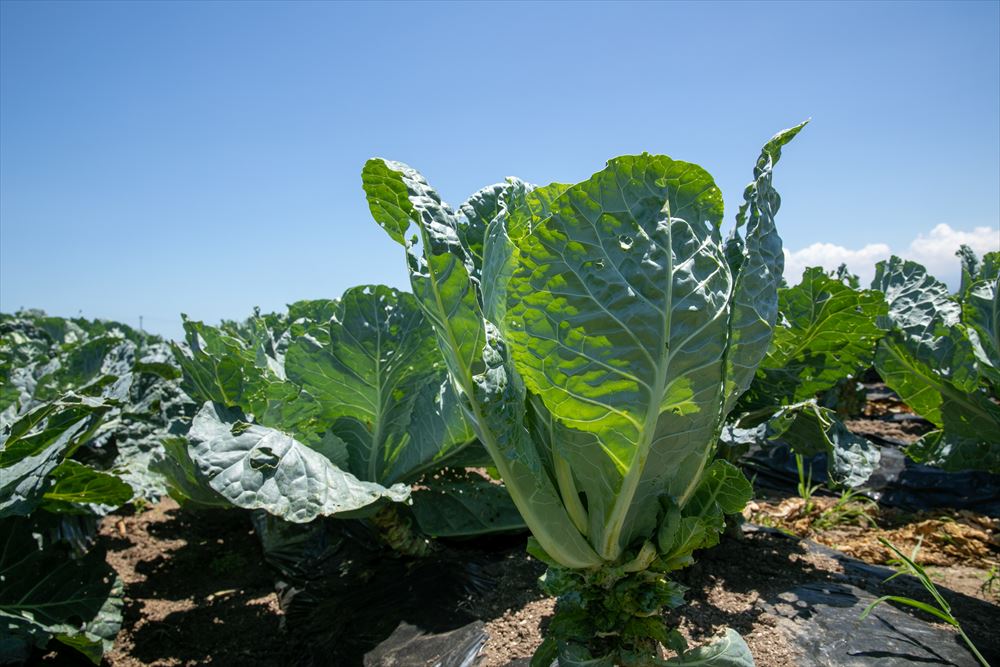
[150,436,229,508]
[363,159,487,385]
[173,317,321,440]
[287,299,339,326]
[187,402,409,522]
[722,122,808,416]
[365,159,602,570]
[766,400,881,487]
[962,251,999,390]
[906,426,1000,474]
[285,285,474,485]
[32,336,135,404]
[39,460,134,513]
[663,628,754,667]
[0,397,112,518]
[873,256,1000,472]
[743,266,887,409]
[0,518,123,664]
[0,311,191,514]
[685,460,753,517]
[505,153,730,559]
[678,460,753,550]
[877,334,1000,473]
[873,257,979,392]
[172,317,268,410]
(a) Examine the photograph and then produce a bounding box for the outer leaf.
[363,158,486,384]
[33,336,135,404]
[150,436,230,508]
[663,628,754,667]
[722,121,808,416]
[873,256,979,392]
[875,335,989,429]
[906,426,1000,474]
[0,518,123,663]
[0,397,111,518]
[397,375,477,479]
[877,335,1000,470]
[685,460,753,517]
[285,285,473,484]
[716,423,766,461]
[743,266,887,408]
[872,256,999,472]
[287,299,339,326]
[173,317,320,440]
[110,432,169,503]
[187,402,409,522]
[962,255,999,390]
[680,460,752,550]
[766,400,880,487]
[172,317,266,409]
[40,460,133,512]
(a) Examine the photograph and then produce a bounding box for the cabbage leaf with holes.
[365,123,806,664]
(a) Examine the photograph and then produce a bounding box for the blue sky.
[2,1,998,339]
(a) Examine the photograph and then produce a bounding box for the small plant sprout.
[795,453,822,515]
[861,537,989,667]
[814,488,877,531]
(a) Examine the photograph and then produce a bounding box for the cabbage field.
[2,124,998,667]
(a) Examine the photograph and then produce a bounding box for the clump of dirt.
[747,496,999,593]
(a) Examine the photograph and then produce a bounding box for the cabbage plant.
[0,312,193,663]
[873,253,999,473]
[171,287,525,553]
[721,266,887,488]
[364,123,806,665]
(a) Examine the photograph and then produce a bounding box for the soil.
[472,517,1000,667]
[31,495,999,667]
[844,382,935,444]
[841,416,930,444]
[747,496,999,578]
[37,499,286,667]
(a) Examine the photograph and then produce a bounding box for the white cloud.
[906,224,999,283]
[783,223,999,289]
[783,242,891,288]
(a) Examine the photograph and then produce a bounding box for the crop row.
[1,123,996,666]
